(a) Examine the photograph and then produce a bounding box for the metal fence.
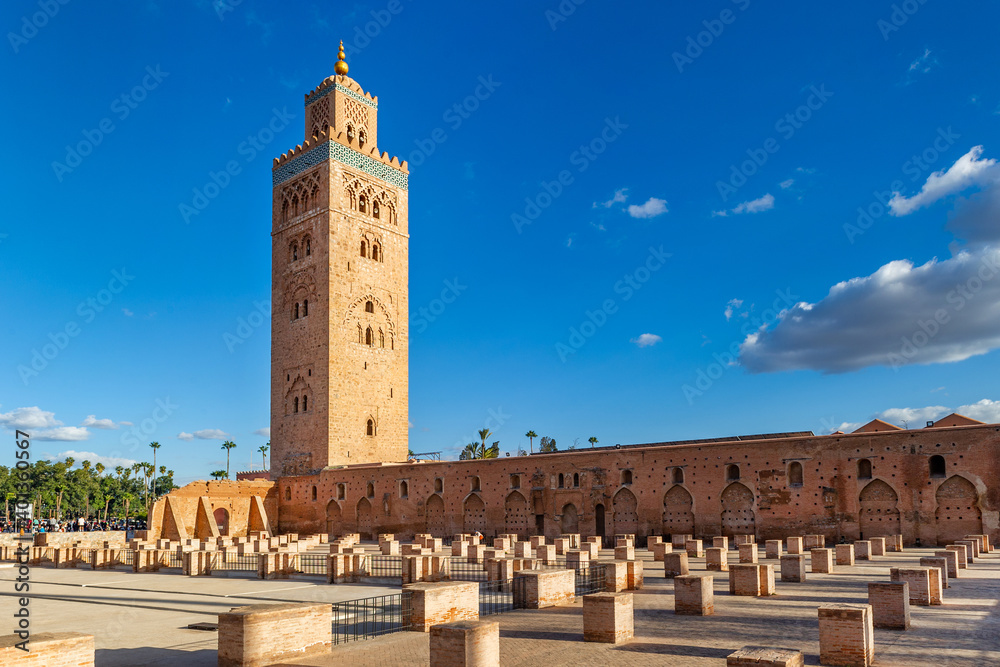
[575,564,607,596]
[165,551,184,568]
[448,557,489,582]
[479,578,524,616]
[298,554,326,575]
[213,553,257,572]
[332,592,412,645]
[117,549,135,566]
[365,555,403,578]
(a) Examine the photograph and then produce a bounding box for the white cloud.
[120,421,134,426]
[192,429,230,440]
[594,188,628,209]
[34,427,90,441]
[831,422,862,434]
[51,450,138,469]
[589,221,606,232]
[878,405,950,427]
[122,308,134,317]
[732,193,775,214]
[796,167,816,174]
[177,432,194,441]
[631,333,662,348]
[253,427,270,438]
[724,298,744,321]
[740,248,1000,373]
[956,398,1000,423]
[627,197,668,219]
[81,415,118,430]
[907,48,938,77]
[0,406,61,430]
[889,146,998,216]
[779,179,795,189]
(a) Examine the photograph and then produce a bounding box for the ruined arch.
[463,494,487,535]
[663,484,694,536]
[560,503,579,534]
[612,487,638,536]
[213,508,229,536]
[720,482,756,538]
[356,496,373,539]
[425,494,446,536]
[858,479,900,539]
[325,500,343,536]
[504,491,530,537]
[934,475,982,545]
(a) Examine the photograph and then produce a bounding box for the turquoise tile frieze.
[305,82,378,109]
[273,141,407,190]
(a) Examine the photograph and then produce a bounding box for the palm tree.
[210,470,228,480]
[477,429,492,453]
[81,460,91,472]
[95,462,105,477]
[588,436,599,448]
[258,443,270,469]
[149,442,161,498]
[221,441,237,479]
[525,430,537,454]
[114,465,123,480]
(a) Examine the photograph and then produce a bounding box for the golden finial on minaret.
[334,40,349,76]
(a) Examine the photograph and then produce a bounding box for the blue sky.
[2,1,1000,484]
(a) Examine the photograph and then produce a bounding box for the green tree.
[258,443,269,469]
[525,430,537,454]
[588,436,598,448]
[221,441,237,479]
[539,437,558,453]
[149,442,161,498]
[210,470,229,480]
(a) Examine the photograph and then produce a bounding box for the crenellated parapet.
[272,124,408,189]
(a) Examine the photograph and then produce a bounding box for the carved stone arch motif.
[280,170,323,222]
[858,479,901,539]
[934,475,982,544]
[284,376,312,415]
[720,482,756,538]
[282,269,318,308]
[344,292,396,337]
[663,484,694,536]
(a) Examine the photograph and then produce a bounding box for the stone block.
[468,545,486,561]
[0,632,94,667]
[869,537,886,556]
[854,540,871,560]
[647,536,663,549]
[218,603,330,667]
[786,536,804,555]
[566,550,589,569]
[583,592,633,644]
[603,560,628,593]
[516,568,575,609]
[889,568,935,606]
[706,547,729,572]
[804,535,826,550]
[529,535,546,548]
[407,581,479,632]
[582,542,600,560]
[492,538,510,552]
[626,559,644,590]
[920,557,949,588]
[429,620,499,667]
[738,543,758,564]
[672,533,693,549]
[727,646,804,667]
[536,544,557,565]
[765,540,783,560]
[729,564,762,596]
[553,537,570,555]
[674,574,714,615]
[652,542,673,561]
[758,564,776,596]
[685,539,704,558]
[514,542,533,559]
[451,541,468,558]
[946,544,968,569]
[957,539,980,562]
[663,552,689,578]
[713,536,730,550]
[780,554,806,582]
[734,534,753,546]
[817,604,874,667]
[867,582,909,630]
[933,550,959,579]
[836,544,855,566]
[614,545,634,561]
[811,548,834,574]
[381,540,400,556]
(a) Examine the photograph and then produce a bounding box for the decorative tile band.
[305,82,378,109]
[273,141,407,190]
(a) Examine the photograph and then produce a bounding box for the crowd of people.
[0,517,146,533]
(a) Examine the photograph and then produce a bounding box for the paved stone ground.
[0,545,996,666]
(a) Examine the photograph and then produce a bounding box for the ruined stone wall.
[274,424,1000,546]
[147,480,277,540]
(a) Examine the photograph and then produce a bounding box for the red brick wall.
[0,632,93,666]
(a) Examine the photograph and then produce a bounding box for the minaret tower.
[270,43,409,476]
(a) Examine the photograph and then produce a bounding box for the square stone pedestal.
[583,592,633,644]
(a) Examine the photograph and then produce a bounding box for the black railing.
[575,564,607,596]
[332,592,412,645]
[117,549,135,566]
[480,578,524,616]
[213,553,258,572]
[298,554,326,575]
[165,551,184,568]
[366,555,403,578]
[448,557,489,582]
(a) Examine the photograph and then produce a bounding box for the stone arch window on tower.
[372,243,379,261]
[573,472,580,488]
[302,300,308,317]
[511,474,520,489]
[366,419,375,436]
[726,464,740,482]
[672,468,684,484]
[347,124,355,143]
[304,237,311,256]
[285,487,291,501]
[302,395,307,411]
[399,481,408,498]
[337,483,345,500]
[282,199,290,222]
[293,303,300,320]
[379,329,385,348]
[291,242,298,262]
[366,482,374,498]
[359,130,367,148]
[858,459,872,479]
[311,486,317,501]
[357,324,363,344]
[291,194,300,217]
[361,240,367,258]
[365,300,374,313]
[359,195,367,213]
[372,200,379,219]
[789,461,803,487]
[365,327,373,346]
[471,476,481,492]
[557,473,564,489]
[929,455,946,478]
[621,470,633,485]
[434,478,443,493]
[293,397,299,413]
